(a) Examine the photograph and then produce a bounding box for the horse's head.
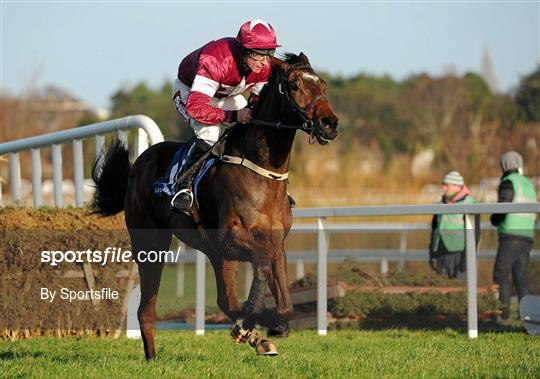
[272,53,338,145]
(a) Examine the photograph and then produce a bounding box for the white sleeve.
[191,74,220,97]
[251,81,267,96]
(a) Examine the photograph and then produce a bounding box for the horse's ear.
[299,52,310,65]
[271,56,291,72]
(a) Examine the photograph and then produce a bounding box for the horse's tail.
[91,140,131,216]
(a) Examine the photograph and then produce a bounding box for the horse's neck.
[226,79,297,172]
[225,126,295,173]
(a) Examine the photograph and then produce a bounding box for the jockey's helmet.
[236,19,280,56]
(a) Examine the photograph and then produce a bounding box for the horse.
[91,52,339,359]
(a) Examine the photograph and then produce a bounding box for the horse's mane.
[281,52,304,66]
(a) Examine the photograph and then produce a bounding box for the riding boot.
[170,143,206,214]
[287,192,296,208]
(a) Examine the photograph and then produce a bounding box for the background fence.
[172,203,539,339]
[0,115,164,207]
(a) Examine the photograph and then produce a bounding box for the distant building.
[481,47,499,94]
[25,86,94,131]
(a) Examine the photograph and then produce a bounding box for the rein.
[250,118,304,130]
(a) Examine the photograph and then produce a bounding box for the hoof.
[230,319,251,344]
[268,322,290,338]
[255,339,278,356]
[248,329,278,356]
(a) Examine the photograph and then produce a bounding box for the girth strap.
[220,155,289,181]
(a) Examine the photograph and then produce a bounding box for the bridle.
[279,64,328,132]
[216,62,332,182]
[251,64,328,136]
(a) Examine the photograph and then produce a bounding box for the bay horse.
[91,53,338,359]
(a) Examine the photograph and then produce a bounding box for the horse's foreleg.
[209,257,242,321]
[242,251,271,328]
[267,245,294,337]
[233,252,278,355]
[209,257,254,344]
[229,250,269,341]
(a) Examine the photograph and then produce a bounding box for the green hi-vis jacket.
[432,196,476,253]
[498,173,537,239]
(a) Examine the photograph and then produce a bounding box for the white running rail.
[187,203,539,339]
[0,115,164,207]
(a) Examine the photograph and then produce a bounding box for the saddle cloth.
[153,146,216,199]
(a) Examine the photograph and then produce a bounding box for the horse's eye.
[288,82,299,91]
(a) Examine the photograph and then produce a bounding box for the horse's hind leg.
[138,262,165,360]
[131,230,172,360]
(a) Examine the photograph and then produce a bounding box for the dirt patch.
[1,207,131,339]
[0,207,126,230]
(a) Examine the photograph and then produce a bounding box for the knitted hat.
[500,151,523,172]
[443,171,464,186]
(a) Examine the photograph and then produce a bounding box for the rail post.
[398,231,408,271]
[296,259,305,279]
[317,217,328,335]
[9,153,21,203]
[176,243,185,298]
[195,250,206,335]
[30,148,42,207]
[52,144,63,207]
[73,139,84,207]
[465,214,478,339]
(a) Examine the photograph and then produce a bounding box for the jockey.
[170,19,280,214]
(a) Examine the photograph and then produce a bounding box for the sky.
[1,1,539,110]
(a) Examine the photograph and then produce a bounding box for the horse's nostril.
[320,117,334,128]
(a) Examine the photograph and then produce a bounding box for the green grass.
[1,330,539,378]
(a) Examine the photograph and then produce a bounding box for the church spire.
[481,47,499,93]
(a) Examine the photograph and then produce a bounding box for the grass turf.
[1,330,539,378]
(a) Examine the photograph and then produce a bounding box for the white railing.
[0,115,164,207]
[175,221,540,295]
[186,203,539,338]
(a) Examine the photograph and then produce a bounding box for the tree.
[515,66,540,122]
[110,81,190,140]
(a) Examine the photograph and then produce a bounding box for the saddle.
[152,144,216,201]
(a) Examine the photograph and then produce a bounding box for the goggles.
[247,48,276,58]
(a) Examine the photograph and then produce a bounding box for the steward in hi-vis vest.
[491,151,538,321]
[496,172,536,239]
[429,171,481,279]
[432,196,476,253]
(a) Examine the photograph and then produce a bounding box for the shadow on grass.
[0,351,44,360]
[329,312,525,333]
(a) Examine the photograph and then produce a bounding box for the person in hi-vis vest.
[491,151,537,320]
[429,171,481,279]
